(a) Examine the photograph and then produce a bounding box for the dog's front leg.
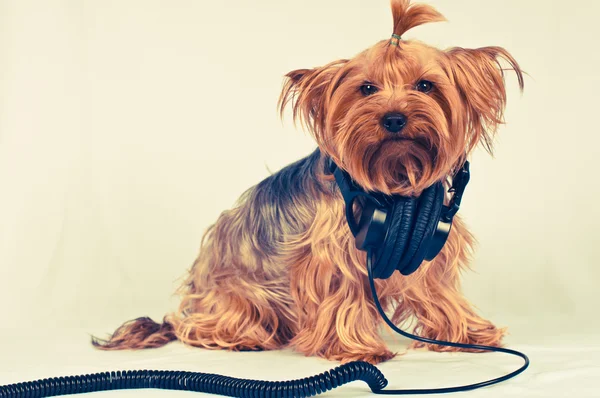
[288,255,396,364]
[392,216,505,352]
[285,206,396,364]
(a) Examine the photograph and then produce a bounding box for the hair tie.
[389,34,402,46]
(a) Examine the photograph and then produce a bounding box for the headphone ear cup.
[397,182,445,275]
[371,197,415,279]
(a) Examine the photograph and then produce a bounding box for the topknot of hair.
[391,0,446,38]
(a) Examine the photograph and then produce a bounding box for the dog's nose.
[382,113,408,134]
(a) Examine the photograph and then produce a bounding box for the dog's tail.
[91,316,177,350]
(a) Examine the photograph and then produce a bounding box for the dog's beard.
[368,138,439,194]
[330,98,454,196]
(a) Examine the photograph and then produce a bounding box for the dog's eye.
[415,80,434,93]
[360,83,379,96]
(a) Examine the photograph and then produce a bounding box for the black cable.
[0,363,387,398]
[366,248,530,394]
[0,250,528,397]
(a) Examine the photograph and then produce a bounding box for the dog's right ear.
[278,60,348,140]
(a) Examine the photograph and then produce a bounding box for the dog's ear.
[278,60,348,140]
[443,46,524,154]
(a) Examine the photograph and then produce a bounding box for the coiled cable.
[0,362,387,398]
[0,250,528,397]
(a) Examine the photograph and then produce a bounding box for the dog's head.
[279,0,524,196]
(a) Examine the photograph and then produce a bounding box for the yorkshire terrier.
[93,0,524,364]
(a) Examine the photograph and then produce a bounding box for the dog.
[92,0,524,365]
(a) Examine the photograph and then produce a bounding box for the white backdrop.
[1,0,600,395]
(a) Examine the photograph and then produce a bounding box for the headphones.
[328,157,470,279]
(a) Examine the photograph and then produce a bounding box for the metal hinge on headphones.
[442,160,470,223]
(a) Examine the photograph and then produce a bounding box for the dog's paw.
[334,350,397,365]
[412,324,506,353]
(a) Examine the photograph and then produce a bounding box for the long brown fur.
[92,0,523,364]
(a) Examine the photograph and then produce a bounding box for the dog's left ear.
[443,46,524,154]
[278,60,348,142]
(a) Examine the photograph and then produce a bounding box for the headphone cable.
[0,251,528,397]
[366,248,529,394]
